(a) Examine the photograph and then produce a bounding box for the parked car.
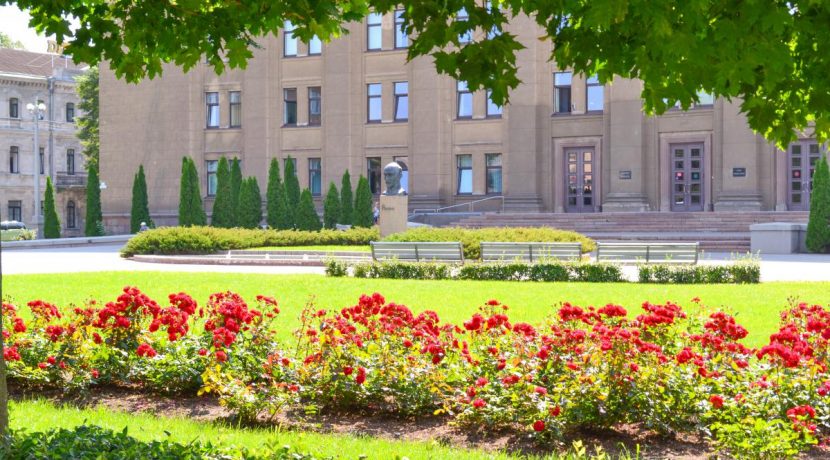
[1,220,27,230]
[1,220,34,241]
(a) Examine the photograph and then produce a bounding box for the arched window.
[66,200,76,229]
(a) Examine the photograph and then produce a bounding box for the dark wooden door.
[670,144,704,212]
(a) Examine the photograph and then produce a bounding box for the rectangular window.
[485,1,501,39]
[308,158,322,196]
[66,102,75,122]
[206,160,218,196]
[67,149,75,175]
[308,87,322,126]
[9,146,19,173]
[229,91,241,127]
[367,157,382,194]
[394,82,408,121]
[206,92,220,128]
[367,12,382,50]
[284,21,298,56]
[9,98,18,119]
[554,72,572,114]
[283,88,297,126]
[8,200,22,222]
[39,147,44,175]
[309,35,322,55]
[457,81,472,118]
[66,201,76,228]
[486,90,502,117]
[586,75,603,112]
[696,90,714,106]
[457,155,473,194]
[457,8,472,44]
[394,9,408,48]
[486,153,503,194]
[367,83,382,122]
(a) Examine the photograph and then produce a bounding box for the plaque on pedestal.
[380,195,408,237]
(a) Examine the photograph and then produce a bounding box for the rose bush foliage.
[3,288,830,457]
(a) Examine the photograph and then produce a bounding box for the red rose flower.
[472,398,487,408]
[356,366,366,384]
[550,406,561,417]
[535,386,548,395]
[91,369,99,379]
[343,366,354,376]
[136,343,157,358]
[709,394,724,409]
[533,420,545,432]
[198,348,208,356]
[215,350,228,362]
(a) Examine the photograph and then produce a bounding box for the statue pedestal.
[379,195,408,237]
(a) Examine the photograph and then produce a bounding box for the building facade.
[99,13,822,232]
[1,48,87,236]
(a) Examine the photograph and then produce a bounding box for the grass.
[249,245,371,252]
[8,400,515,460]
[4,272,830,347]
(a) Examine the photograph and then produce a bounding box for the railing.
[55,173,87,188]
[410,195,505,217]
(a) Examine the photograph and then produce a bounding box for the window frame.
[66,200,76,229]
[367,12,383,51]
[485,153,503,194]
[67,149,75,175]
[457,8,472,44]
[8,200,22,222]
[283,21,298,57]
[308,87,322,126]
[39,147,44,175]
[205,92,220,128]
[394,9,408,48]
[308,158,322,196]
[456,154,473,195]
[9,98,19,119]
[554,72,573,115]
[283,88,298,126]
[394,81,408,121]
[586,75,604,112]
[229,91,242,128]
[486,90,502,118]
[9,146,19,174]
[206,160,218,197]
[308,35,322,55]
[367,157,382,194]
[456,81,473,119]
[66,102,75,122]
[367,83,382,123]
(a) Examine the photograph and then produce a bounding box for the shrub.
[352,175,373,228]
[84,162,104,236]
[230,157,242,225]
[806,154,830,253]
[384,227,596,259]
[178,157,207,227]
[43,177,61,239]
[130,165,154,233]
[284,156,300,227]
[237,177,263,229]
[638,260,760,284]
[121,226,379,257]
[266,158,291,230]
[339,170,354,225]
[210,157,234,228]
[323,182,340,229]
[296,189,322,231]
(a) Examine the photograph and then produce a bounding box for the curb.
[130,255,330,267]
[2,234,132,250]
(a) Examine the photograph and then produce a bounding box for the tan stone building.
[1,48,87,236]
[99,13,822,232]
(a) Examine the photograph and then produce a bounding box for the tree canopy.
[0,31,24,49]
[7,0,830,145]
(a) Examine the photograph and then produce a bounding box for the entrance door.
[670,144,704,212]
[787,141,823,211]
[565,148,595,212]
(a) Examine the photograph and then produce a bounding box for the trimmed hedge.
[638,261,760,284]
[121,226,379,257]
[383,227,595,259]
[325,260,625,282]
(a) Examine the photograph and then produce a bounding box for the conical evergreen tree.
[43,177,61,238]
[178,157,193,226]
[130,165,153,233]
[296,189,322,231]
[283,157,300,227]
[230,157,243,226]
[188,158,207,226]
[339,170,354,225]
[323,182,341,229]
[353,175,374,228]
[806,154,830,253]
[84,162,103,236]
[266,158,291,229]
[238,177,263,229]
[211,157,234,227]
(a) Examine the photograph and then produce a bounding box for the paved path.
[3,244,830,281]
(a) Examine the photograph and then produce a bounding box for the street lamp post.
[26,101,46,239]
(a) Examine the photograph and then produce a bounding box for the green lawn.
[9,400,514,460]
[4,272,830,347]
[249,245,371,252]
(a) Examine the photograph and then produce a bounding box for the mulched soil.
[9,385,827,459]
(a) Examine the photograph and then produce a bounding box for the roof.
[0,48,87,78]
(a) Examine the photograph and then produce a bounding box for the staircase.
[456,211,810,253]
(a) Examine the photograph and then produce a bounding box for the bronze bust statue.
[383,162,407,195]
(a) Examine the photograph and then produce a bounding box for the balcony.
[55,173,87,190]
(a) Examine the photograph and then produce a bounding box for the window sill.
[282,124,321,129]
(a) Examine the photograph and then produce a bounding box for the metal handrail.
[410,195,505,216]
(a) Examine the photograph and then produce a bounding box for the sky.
[1,5,66,52]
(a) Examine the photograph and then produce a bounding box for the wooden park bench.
[370,241,465,263]
[595,242,700,264]
[480,242,582,262]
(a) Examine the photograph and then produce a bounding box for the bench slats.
[480,242,582,262]
[371,241,464,263]
[596,242,699,264]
